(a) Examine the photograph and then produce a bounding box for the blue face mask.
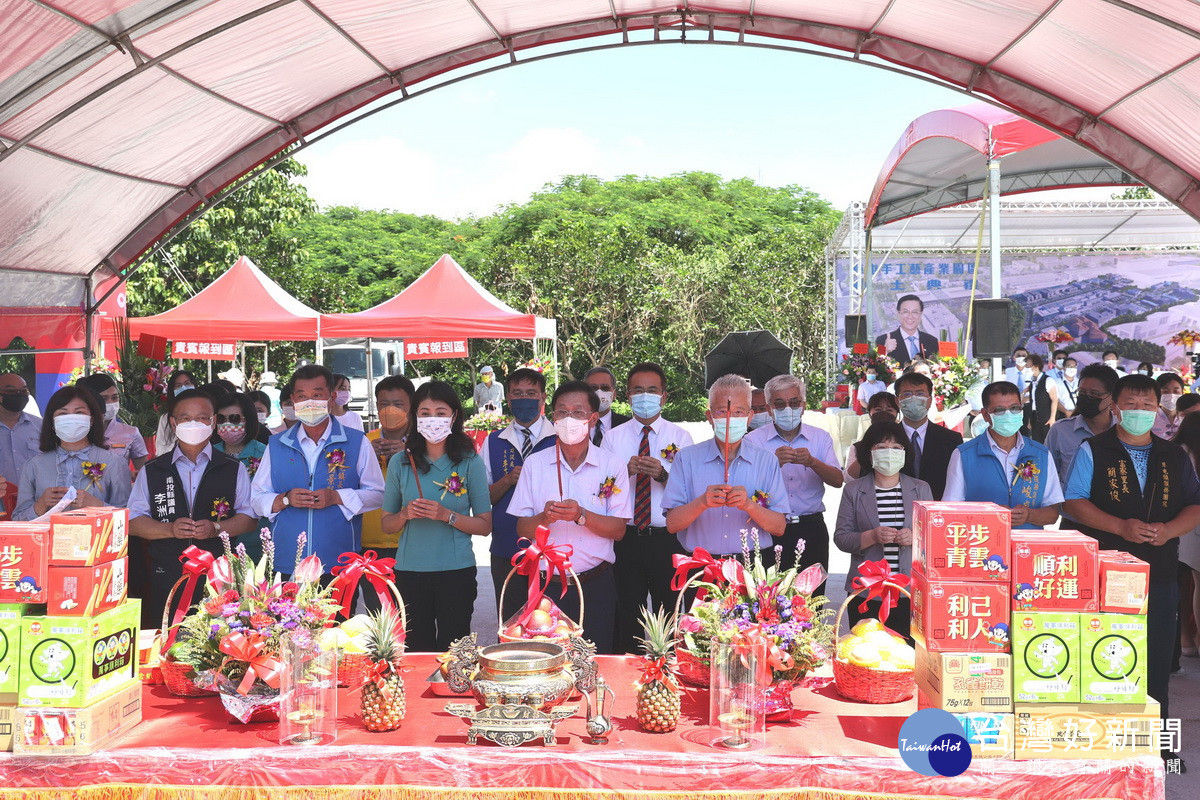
[773,406,804,431]
[509,398,542,425]
[630,392,662,420]
[712,417,749,444]
[865,374,877,383]
[173,384,194,397]
[989,410,1024,437]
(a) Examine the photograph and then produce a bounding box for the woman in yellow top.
[361,375,416,612]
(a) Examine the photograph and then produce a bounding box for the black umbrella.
[704,330,793,389]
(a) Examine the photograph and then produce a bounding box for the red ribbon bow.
[731,624,793,685]
[851,560,910,624]
[330,550,399,620]
[163,547,216,649]
[510,525,573,628]
[355,659,414,698]
[639,656,681,692]
[670,548,727,598]
[218,631,283,695]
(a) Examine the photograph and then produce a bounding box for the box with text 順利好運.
[1014,700,1159,759]
[910,567,1011,652]
[17,600,139,708]
[13,678,141,756]
[0,524,50,604]
[913,501,1011,583]
[46,557,127,617]
[1097,551,1150,614]
[1010,530,1098,613]
[915,642,1012,712]
[1080,612,1147,704]
[1012,612,1080,703]
[48,508,128,567]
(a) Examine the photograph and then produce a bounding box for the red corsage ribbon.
[670,548,726,594]
[219,631,283,695]
[164,546,215,649]
[509,525,573,627]
[851,559,910,624]
[331,550,398,620]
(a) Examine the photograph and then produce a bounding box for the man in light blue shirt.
[1044,362,1118,481]
[1003,346,1029,394]
[663,375,789,559]
[1,373,40,495]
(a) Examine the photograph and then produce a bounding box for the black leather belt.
[787,512,824,525]
[546,561,611,585]
[627,525,670,537]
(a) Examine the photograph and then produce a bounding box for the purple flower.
[220,603,240,616]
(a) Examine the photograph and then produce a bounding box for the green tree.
[1112,186,1155,200]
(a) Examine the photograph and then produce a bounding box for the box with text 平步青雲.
[0,524,50,604]
[1012,612,1080,704]
[46,558,127,618]
[1098,551,1150,615]
[18,600,139,708]
[915,643,1013,713]
[1080,612,1147,704]
[913,501,1011,583]
[910,567,1011,652]
[13,678,140,756]
[48,508,128,567]
[1010,530,1098,613]
[1014,700,1160,759]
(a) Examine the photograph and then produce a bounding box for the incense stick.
[555,438,564,501]
[406,452,424,499]
[723,399,732,484]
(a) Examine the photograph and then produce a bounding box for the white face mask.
[415,416,452,443]
[293,398,330,426]
[554,416,590,445]
[1064,367,1078,379]
[53,413,92,443]
[257,412,269,424]
[334,390,351,407]
[1014,356,1027,367]
[1162,394,1180,412]
[871,448,906,477]
[749,411,772,430]
[104,402,120,423]
[1105,359,1119,369]
[594,390,613,414]
[174,420,212,447]
[282,406,296,422]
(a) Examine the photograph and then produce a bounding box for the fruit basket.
[157,571,217,697]
[328,582,406,688]
[832,580,915,704]
[497,566,584,644]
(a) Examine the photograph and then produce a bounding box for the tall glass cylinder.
[279,630,338,746]
[709,638,768,750]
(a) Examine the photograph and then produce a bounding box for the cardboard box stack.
[911,502,1157,760]
[0,508,142,755]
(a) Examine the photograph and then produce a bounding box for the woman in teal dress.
[212,392,268,560]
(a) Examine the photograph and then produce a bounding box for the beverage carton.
[48,508,128,567]
[1014,701,1159,759]
[1098,551,1150,614]
[0,704,12,752]
[46,558,127,617]
[1012,612,1080,703]
[18,601,140,708]
[1080,613,1147,704]
[14,679,141,756]
[1010,530,1098,612]
[915,642,1012,712]
[0,604,28,697]
[910,566,1011,652]
[0,524,49,603]
[913,501,1011,583]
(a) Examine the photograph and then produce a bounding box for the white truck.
[318,339,405,420]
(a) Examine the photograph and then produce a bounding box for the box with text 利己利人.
[910,566,1011,652]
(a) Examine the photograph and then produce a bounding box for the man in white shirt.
[511,381,633,654]
[583,366,630,445]
[479,367,557,619]
[601,362,694,654]
[473,366,505,412]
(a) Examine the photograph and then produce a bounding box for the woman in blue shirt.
[14,386,132,520]
[381,381,491,652]
[212,392,268,559]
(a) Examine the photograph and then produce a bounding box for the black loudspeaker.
[972,299,1013,358]
[845,314,868,346]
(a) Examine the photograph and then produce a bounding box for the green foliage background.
[126,164,838,417]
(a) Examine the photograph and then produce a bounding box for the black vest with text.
[142,449,241,565]
[1078,427,1189,581]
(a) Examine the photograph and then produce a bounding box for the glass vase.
[279,630,338,746]
[709,639,767,750]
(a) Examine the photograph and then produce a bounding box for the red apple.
[527,609,555,632]
[537,598,556,614]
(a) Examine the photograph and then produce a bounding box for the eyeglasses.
[0,388,29,396]
[896,391,930,400]
[987,405,1024,415]
[173,415,214,425]
[215,413,244,425]
[552,410,591,421]
[771,399,804,410]
[1077,391,1109,400]
[509,390,543,399]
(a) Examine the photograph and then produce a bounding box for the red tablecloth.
[0,655,1164,800]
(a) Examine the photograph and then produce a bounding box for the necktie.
[911,430,922,476]
[520,427,532,460]
[593,419,604,446]
[907,335,918,358]
[634,425,652,529]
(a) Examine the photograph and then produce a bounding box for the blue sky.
[295,44,980,219]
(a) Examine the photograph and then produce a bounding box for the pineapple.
[635,606,682,733]
[360,606,406,732]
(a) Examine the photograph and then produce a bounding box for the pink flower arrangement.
[435,471,467,500]
[660,443,679,463]
[596,476,621,499]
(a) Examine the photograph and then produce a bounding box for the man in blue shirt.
[1044,362,1118,481]
[663,374,789,560]
[0,373,40,518]
[1063,374,1200,763]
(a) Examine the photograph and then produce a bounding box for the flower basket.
[673,643,711,689]
[832,581,915,704]
[497,566,584,644]
[158,573,216,697]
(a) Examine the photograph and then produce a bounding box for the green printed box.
[1080,613,1147,704]
[18,601,139,708]
[1012,611,1080,703]
[0,604,37,698]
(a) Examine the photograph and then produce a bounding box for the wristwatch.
[447,511,459,527]
[655,466,669,483]
[575,509,587,526]
[280,493,290,508]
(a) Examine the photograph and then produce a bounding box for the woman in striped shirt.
[834,419,933,640]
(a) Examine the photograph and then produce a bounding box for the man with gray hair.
[663,374,790,560]
[744,374,842,576]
